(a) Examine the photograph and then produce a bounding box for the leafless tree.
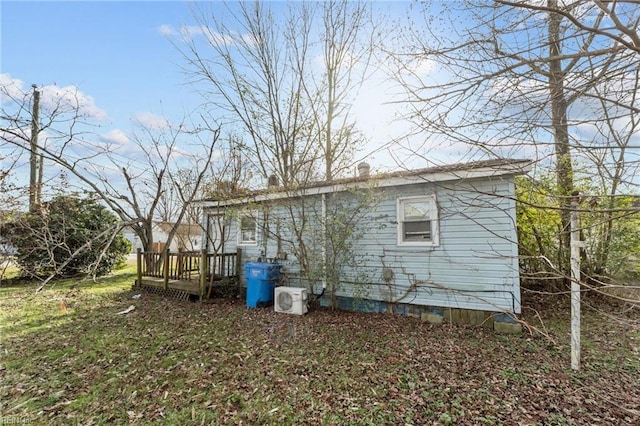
[1,76,100,207]
[304,0,375,180]
[88,116,221,253]
[392,0,640,285]
[173,0,375,186]
[1,78,222,257]
[178,1,383,302]
[174,1,315,187]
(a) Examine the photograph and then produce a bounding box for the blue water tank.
[244,262,282,308]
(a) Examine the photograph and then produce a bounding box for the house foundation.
[319,295,522,334]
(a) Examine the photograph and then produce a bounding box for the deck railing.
[136,248,241,299]
[205,252,239,279]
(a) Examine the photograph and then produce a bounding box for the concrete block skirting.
[319,296,521,333]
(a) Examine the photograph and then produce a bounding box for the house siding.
[325,177,521,313]
[203,174,521,314]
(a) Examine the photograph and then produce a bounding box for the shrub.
[3,195,131,278]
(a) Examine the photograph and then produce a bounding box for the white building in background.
[122,221,202,253]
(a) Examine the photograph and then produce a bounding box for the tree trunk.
[548,0,574,283]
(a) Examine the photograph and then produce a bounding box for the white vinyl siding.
[204,175,522,314]
[337,178,521,313]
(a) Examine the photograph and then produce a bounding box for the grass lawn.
[0,266,639,425]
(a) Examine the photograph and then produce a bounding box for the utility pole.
[29,84,41,212]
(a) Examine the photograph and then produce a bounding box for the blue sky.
[1,1,414,167]
[8,1,625,187]
[2,1,203,133]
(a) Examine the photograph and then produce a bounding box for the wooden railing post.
[136,247,143,288]
[199,249,207,301]
[177,248,184,279]
[163,247,170,290]
[236,248,242,278]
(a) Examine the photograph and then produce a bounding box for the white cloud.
[132,111,171,130]
[408,57,436,76]
[179,25,204,41]
[100,129,130,146]
[1,73,107,120]
[202,28,243,46]
[158,24,251,46]
[39,84,107,120]
[0,73,27,103]
[157,24,176,36]
[158,24,206,42]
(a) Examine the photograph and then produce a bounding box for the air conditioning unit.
[274,286,308,315]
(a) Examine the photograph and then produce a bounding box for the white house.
[123,221,202,253]
[199,159,531,321]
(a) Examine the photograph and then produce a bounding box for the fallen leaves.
[0,283,638,424]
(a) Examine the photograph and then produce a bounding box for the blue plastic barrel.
[244,262,282,308]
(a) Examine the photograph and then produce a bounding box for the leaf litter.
[0,282,638,425]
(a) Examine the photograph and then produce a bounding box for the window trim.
[397,195,439,247]
[238,212,258,246]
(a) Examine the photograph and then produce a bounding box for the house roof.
[155,221,201,238]
[200,158,532,208]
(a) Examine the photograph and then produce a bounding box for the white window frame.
[238,212,258,246]
[397,195,439,247]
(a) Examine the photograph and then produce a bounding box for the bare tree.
[392,0,640,284]
[305,0,374,180]
[174,2,316,187]
[90,116,221,253]
[180,1,384,303]
[1,75,101,204]
[1,78,222,258]
[173,1,375,186]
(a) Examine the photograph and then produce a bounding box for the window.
[397,195,439,246]
[239,214,257,245]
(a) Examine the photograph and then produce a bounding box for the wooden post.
[199,249,207,301]
[163,247,170,290]
[136,247,143,289]
[207,251,217,300]
[236,247,242,278]
[29,85,40,213]
[177,248,184,279]
[570,191,582,371]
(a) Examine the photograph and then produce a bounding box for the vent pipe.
[357,162,370,178]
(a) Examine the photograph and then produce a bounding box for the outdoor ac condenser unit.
[274,286,308,315]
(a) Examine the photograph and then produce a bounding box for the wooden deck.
[134,249,241,300]
[137,276,203,294]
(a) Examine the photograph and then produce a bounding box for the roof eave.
[200,159,532,209]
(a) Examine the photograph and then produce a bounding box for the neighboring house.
[123,221,202,253]
[199,159,531,319]
[0,210,20,260]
